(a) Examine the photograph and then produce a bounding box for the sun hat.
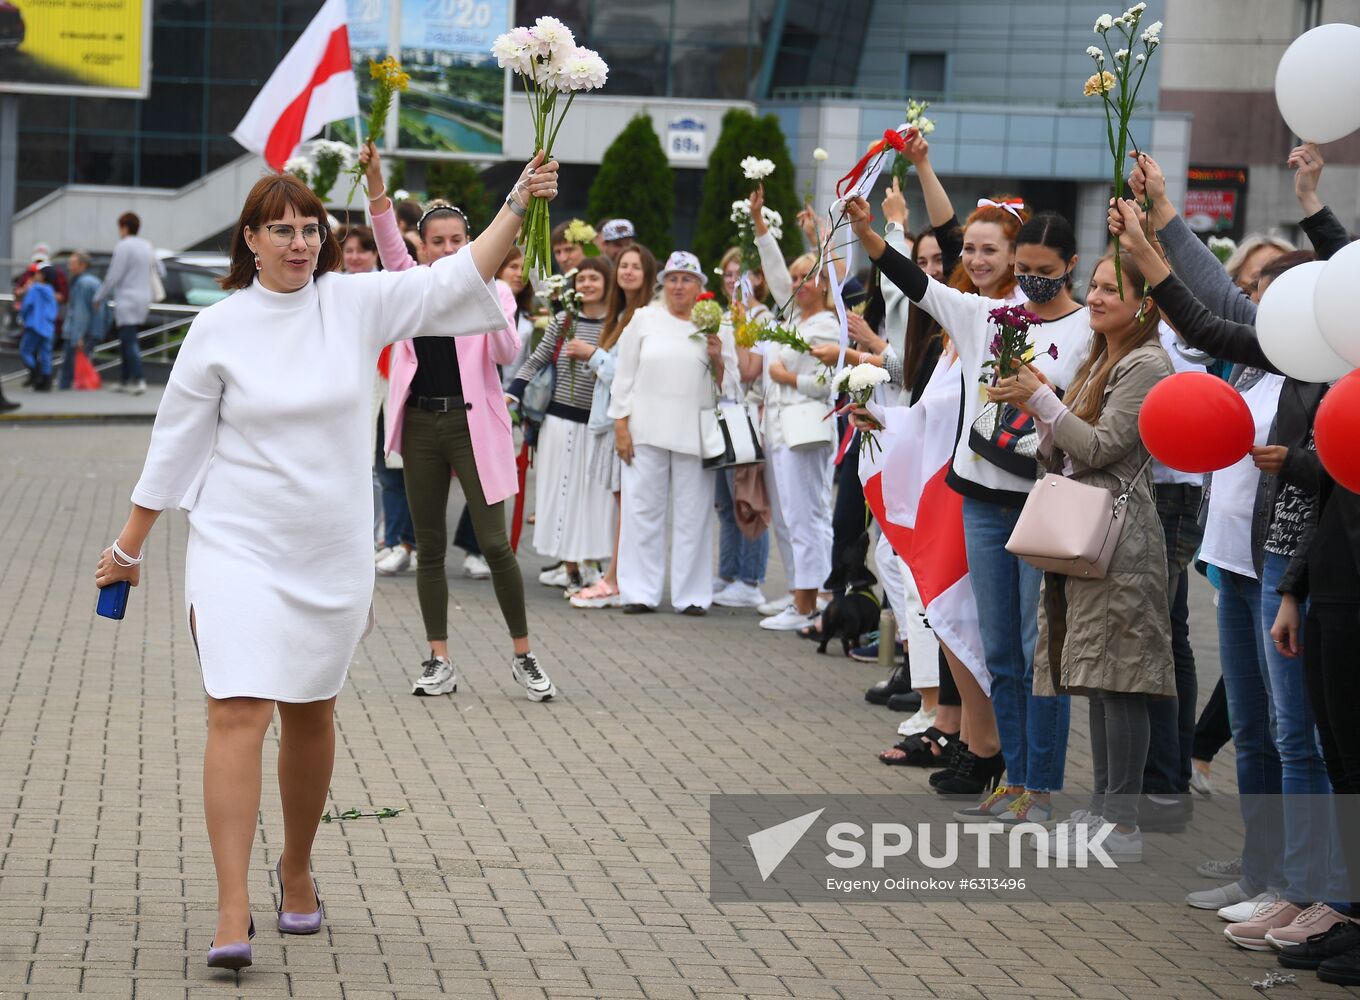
[658,250,707,286]
[601,219,635,242]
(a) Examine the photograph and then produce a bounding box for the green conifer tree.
[587,115,675,256]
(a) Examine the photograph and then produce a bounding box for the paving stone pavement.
[1,424,1355,999]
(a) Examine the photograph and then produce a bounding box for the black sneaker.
[1138,794,1192,832]
[680,605,707,617]
[622,603,655,615]
[1279,921,1360,971]
[866,664,914,705]
[1319,937,1360,985]
[932,749,1005,799]
[886,690,923,713]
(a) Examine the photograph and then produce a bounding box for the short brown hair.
[220,174,341,290]
[118,212,141,235]
[395,198,424,231]
[339,224,377,255]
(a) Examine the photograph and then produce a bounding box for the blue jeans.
[19,329,53,377]
[962,496,1070,793]
[1217,569,1283,893]
[374,414,414,549]
[1261,551,1339,900]
[715,467,768,586]
[1144,484,1204,793]
[117,324,145,383]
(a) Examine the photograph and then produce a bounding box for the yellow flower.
[1083,71,1117,97]
[369,57,410,91]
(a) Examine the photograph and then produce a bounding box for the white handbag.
[700,400,764,468]
[778,400,835,450]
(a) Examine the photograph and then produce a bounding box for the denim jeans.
[962,496,1070,793]
[117,324,145,382]
[715,466,769,586]
[19,329,53,377]
[1144,484,1204,794]
[1260,551,1338,900]
[1217,569,1283,893]
[825,432,864,592]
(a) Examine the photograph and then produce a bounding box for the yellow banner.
[0,0,147,95]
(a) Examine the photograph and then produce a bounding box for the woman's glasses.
[261,224,327,247]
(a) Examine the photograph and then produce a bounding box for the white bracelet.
[111,540,144,567]
[367,186,387,202]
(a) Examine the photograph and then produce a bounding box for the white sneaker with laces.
[512,652,556,702]
[411,654,456,696]
[756,593,794,617]
[376,545,412,576]
[1047,820,1142,862]
[760,606,817,631]
[463,553,491,579]
[539,564,569,588]
[130,379,148,396]
[1218,890,1280,923]
[897,707,937,737]
[1185,879,1257,911]
[374,546,393,565]
[714,581,766,608]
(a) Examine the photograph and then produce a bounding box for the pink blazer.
[373,205,521,505]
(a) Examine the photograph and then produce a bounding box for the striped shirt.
[512,312,604,418]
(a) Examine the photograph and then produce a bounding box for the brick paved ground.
[1,423,1354,999]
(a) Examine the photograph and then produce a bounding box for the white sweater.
[918,278,1093,502]
[607,305,740,456]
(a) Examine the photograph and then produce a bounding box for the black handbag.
[969,402,1041,480]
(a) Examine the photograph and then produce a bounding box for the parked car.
[0,3,24,49]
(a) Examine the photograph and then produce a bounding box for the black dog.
[818,531,881,656]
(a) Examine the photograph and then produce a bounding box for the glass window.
[670,45,755,100]
[154,0,206,18]
[212,0,267,23]
[208,84,262,134]
[211,28,287,82]
[20,95,72,131]
[142,82,206,134]
[19,130,71,185]
[592,42,667,96]
[592,0,670,37]
[152,25,208,79]
[907,52,947,95]
[140,137,204,188]
[74,134,135,186]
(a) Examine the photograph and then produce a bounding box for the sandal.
[570,579,621,609]
[878,727,959,767]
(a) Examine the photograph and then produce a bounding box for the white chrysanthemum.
[813,147,829,161]
[559,46,608,91]
[492,31,534,75]
[532,16,574,56]
[1095,13,1113,31]
[741,156,776,180]
[849,363,890,393]
[1087,45,1104,60]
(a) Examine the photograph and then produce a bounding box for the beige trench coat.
[1033,341,1176,698]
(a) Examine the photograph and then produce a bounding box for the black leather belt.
[1154,482,1203,500]
[407,394,469,413]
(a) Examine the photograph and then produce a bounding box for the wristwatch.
[884,221,904,237]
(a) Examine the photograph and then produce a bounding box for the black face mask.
[1016,272,1068,304]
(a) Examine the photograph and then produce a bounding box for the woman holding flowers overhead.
[93,152,560,972]
[846,194,1093,824]
[748,184,842,633]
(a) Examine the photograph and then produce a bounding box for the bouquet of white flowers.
[835,363,892,458]
[493,18,609,278]
[730,199,782,274]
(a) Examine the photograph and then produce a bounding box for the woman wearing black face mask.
[847,201,1093,826]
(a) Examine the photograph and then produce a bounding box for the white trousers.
[765,443,834,591]
[874,531,939,687]
[618,444,715,610]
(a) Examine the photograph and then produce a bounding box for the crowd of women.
[351,133,1360,986]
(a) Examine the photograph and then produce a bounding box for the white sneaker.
[463,553,491,579]
[1047,820,1142,862]
[539,564,569,588]
[756,593,793,617]
[760,606,817,631]
[408,550,418,572]
[896,707,937,738]
[1185,879,1257,911]
[1190,767,1214,797]
[714,581,766,608]
[130,379,148,396]
[376,545,412,575]
[512,651,556,701]
[411,654,456,696]
[374,546,393,565]
[1218,891,1280,923]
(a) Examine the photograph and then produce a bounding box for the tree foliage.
[424,160,494,234]
[693,109,802,277]
[586,115,675,257]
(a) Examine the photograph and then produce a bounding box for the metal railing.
[767,86,1157,111]
[0,293,200,385]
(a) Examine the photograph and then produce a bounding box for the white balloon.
[1275,24,1360,143]
[1315,239,1360,367]
[1256,261,1354,382]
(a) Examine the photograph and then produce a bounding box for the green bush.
[586,115,675,257]
[424,160,494,233]
[693,109,803,280]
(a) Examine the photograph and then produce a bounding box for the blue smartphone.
[97,581,131,620]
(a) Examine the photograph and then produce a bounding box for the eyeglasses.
[260,224,327,247]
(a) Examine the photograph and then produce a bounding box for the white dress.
[130,252,507,702]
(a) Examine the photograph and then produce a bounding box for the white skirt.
[586,426,622,493]
[533,414,617,561]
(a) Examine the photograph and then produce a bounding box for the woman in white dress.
[93,152,559,970]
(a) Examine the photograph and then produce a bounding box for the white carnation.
[847,363,891,393]
[392,188,410,202]
[917,117,935,135]
[741,156,776,180]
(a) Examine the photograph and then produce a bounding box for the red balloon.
[1138,373,1255,474]
[1316,369,1360,492]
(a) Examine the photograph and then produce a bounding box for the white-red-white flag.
[860,354,989,693]
[231,0,358,172]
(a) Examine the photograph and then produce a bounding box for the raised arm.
[903,134,953,229]
[750,185,794,305]
[370,202,418,272]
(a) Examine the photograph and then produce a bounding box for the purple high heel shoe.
[275,860,324,935]
[206,917,255,970]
